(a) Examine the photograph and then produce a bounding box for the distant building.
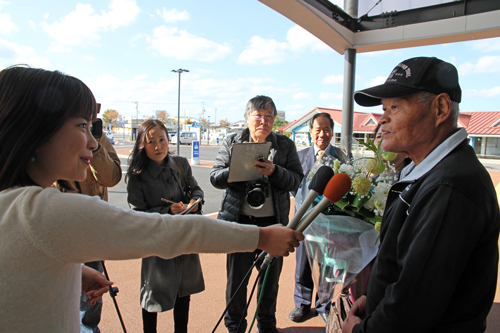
[277,110,286,121]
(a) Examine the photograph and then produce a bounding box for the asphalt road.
[109,141,228,215]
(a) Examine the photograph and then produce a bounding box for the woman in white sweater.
[0,65,303,332]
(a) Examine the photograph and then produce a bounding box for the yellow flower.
[352,177,371,195]
[366,158,385,175]
[374,221,381,233]
[381,151,397,161]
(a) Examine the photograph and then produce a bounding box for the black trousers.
[224,215,284,333]
[142,295,191,333]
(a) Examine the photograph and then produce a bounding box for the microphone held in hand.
[295,172,352,232]
[260,172,351,269]
[288,166,334,230]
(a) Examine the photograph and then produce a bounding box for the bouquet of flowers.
[299,139,398,306]
[305,138,398,230]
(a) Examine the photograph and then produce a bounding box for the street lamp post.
[208,116,210,146]
[171,68,189,155]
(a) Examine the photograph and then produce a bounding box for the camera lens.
[247,187,266,209]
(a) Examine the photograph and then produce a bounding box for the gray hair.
[417,91,459,126]
[244,95,277,119]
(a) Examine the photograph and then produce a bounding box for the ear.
[434,93,452,127]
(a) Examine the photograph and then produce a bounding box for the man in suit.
[289,112,348,324]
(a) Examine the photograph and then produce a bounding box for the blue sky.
[1,0,500,124]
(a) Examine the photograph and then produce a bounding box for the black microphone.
[260,172,351,269]
[288,166,334,230]
[295,173,352,232]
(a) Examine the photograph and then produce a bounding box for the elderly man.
[211,95,303,333]
[289,112,348,324]
[342,57,499,333]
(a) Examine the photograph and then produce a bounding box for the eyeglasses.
[251,114,275,122]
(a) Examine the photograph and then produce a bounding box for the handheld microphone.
[288,166,334,230]
[260,173,352,269]
[295,172,352,232]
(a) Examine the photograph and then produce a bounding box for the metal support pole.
[341,0,358,158]
[341,48,356,158]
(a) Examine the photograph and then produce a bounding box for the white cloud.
[238,25,330,65]
[150,25,231,62]
[0,4,17,35]
[237,35,288,65]
[0,39,53,68]
[322,74,343,84]
[292,92,311,100]
[41,0,139,51]
[464,87,500,99]
[469,37,500,52]
[83,55,96,61]
[286,25,328,52]
[156,8,189,23]
[326,103,343,110]
[458,56,500,75]
[369,75,386,86]
[320,92,343,100]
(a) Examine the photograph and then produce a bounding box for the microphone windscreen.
[308,166,335,195]
[323,173,352,203]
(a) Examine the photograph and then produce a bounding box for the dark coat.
[127,156,205,312]
[210,128,303,225]
[355,132,500,333]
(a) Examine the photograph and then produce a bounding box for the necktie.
[317,150,324,161]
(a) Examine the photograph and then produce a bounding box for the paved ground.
[98,145,500,333]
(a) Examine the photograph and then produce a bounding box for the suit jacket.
[293,144,348,197]
[297,144,349,177]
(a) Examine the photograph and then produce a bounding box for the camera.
[90,103,102,139]
[246,180,269,209]
[91,118,103,139]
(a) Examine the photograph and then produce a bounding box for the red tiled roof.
[460,111,500,136]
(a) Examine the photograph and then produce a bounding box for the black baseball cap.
[354,57,461,107]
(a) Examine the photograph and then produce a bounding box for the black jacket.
[210,129,303,225]
[355,131,500,333]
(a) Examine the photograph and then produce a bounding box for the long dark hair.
[126,119,171,181]
[0,65,97,191]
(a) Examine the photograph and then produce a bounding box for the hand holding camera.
[254,156,275,176]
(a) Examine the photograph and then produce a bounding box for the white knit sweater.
[0,186,258,332]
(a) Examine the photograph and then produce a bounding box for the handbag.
[172,156,202,214]
[326,287,353,333]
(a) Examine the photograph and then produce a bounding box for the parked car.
[170,133,178,144]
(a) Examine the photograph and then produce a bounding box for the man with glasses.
[289,112,348,324]
[211,95,303,333]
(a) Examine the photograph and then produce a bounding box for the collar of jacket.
[145,155,177,178]
[398,127,468,183]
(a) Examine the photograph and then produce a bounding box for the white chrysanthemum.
[364,182,392,216]
[338,164,355,178]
